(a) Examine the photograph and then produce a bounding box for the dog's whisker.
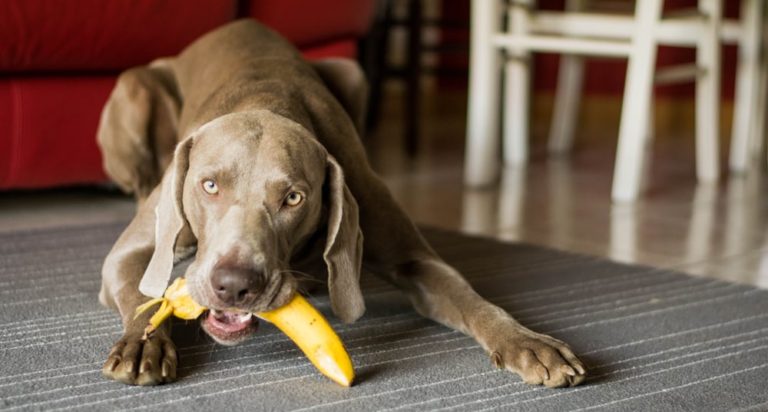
[278,269,322,284]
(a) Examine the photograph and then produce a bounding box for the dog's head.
[139,110,364,344]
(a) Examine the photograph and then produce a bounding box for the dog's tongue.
[207,309,254,333]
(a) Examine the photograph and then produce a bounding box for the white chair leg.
[729,0,763,173]
[753,60,767,158]
[754,5,768,164]
[548,0,588,154]
[465,0,503,186]
[612,0,662,203]
[503,1,533,166]
[548,55,584,154]
[695,0,722,182]
[503,57,531,166]
[759,55,768,168]
[640,96,655,192]
[749,4,768,163]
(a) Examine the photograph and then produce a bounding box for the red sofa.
[0,0,374,190]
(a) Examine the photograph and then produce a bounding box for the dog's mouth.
[201,309,259,344]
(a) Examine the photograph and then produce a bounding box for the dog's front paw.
[489,328,586,388]
[102,331,177,386]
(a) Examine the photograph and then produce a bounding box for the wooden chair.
[465,0,765,202]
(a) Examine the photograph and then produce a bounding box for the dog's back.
[170,19,323,138]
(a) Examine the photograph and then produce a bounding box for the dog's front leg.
[99,191,179,386]
[344,171,586,387]
[390,258,587,388]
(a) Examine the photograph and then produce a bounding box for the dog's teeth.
[238,313,253,322]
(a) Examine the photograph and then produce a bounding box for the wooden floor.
[1,84,766,289]
[367,85,768,290]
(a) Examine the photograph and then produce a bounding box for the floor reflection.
[452,157,768,290]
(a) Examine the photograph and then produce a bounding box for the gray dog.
[97,20,586,387]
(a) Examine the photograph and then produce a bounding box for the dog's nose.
[211,267,262,307]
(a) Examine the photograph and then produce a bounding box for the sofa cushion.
[0,39,361,189]
[0,0,237,72]
[248,0,375,48]
[0,0,375,189]
[0,77,114,188]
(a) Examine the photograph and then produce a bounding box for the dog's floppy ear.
[323,155,365,323]
[139,136,194,298]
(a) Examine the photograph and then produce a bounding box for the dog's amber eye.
[202,179,219,195]
[284,191,303,207]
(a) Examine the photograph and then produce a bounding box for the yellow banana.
[134,277,355,386]
[255,293,355,386]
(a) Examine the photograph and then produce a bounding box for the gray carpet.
[1,222,767,412]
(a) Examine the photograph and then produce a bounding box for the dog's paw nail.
[490,351,503,369]
[136,373,159,386]
[103,358,119,372]
[140,360,152,374]
[161,360,174,378]
[122,360,135,373]
[562,365,576,376]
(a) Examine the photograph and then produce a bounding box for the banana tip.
[331,374,354,387]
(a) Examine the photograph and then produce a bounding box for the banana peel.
[134,277,355,386]
[135,277,207,338]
